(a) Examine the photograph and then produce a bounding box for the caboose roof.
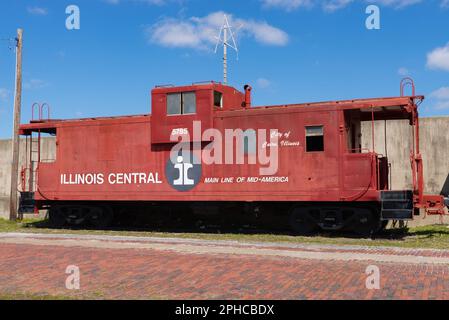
[218,95,423,121]
[19,85,422,135]
[151,81,235,93]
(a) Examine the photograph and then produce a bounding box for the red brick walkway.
[0,233,449,299]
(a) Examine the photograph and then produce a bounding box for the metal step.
[380,190,414,220]
[18,192,35,214]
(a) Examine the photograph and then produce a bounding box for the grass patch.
[0,292,76,300]
[0,218,449,249]
[0,219,17,232]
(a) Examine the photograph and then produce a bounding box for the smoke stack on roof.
[243,84,252,108]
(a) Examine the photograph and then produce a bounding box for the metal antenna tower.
[214,14,239,85]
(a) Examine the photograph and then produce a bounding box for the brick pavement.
[0,232,448,299]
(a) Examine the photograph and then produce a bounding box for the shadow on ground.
[17,214,438,241]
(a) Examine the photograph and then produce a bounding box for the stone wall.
[0,137,56,219]
[361,117,449,225]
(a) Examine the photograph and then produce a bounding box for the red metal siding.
[34,108,380,203]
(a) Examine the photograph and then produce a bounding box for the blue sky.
[0,0,448,138]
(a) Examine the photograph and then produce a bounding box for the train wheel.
[89,206,114,228]
[351,208,380,237]
[49,205,99,227]
[289,207,317,235]
[49,206,67,227]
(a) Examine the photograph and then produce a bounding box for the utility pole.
[9,29,23,221]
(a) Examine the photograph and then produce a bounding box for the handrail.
[400,77,416,97]
[31,102,51,121]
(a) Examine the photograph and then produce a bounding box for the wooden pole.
[9,29,23,221]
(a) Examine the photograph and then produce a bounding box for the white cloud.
[261,0,313,11]
[256,78,272,88]
[430,87,449,100]
[366,0,422,9]
[429,87,449,110]
[27,6,48,15]
[398,67,410,76]
[262,0,424,11]
[0,88,9,101]
[150,20,200,48]
[147,11,289,50]
[24,79,49,90]
[244,21,289,46]
[427,42,449,72]
[441,0,449,8]
[103,0,166,5]
[323,0,354,12]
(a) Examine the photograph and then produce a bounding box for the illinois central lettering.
[60,173,162,185]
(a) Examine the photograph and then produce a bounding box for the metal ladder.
[18,103,51,218]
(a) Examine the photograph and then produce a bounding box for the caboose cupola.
[150,82,245,144]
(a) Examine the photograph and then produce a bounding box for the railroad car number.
[171,128,189,136]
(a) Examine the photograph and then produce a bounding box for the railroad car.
[18,79,446,235]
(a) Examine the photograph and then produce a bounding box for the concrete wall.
[361,117,449,226]
[361,117,449,195]
[0,137,56,219]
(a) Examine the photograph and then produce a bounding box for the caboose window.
[167,93,182,115]
[305,126,324,152]
[167,92,196,115]
[182,92,196,114]
[243,129,257,154]
[214,91,223,108]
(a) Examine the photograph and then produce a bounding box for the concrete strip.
[1,233,449,265]
[1,232,449,254]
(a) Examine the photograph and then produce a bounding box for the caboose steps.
[18,192,35,215]
[380,191,414,220]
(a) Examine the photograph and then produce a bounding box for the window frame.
[167,93,182,115]
[166,91,197,116]
[305,125,325,153]
[181,91,196,115]
[213,91,223,109]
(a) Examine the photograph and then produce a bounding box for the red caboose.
[18,80,446,234]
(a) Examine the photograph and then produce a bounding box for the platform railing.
[31,102,51,121]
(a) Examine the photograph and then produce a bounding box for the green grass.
[0,218,25,232]
[0,292,76,300]
[1,218,449,249]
